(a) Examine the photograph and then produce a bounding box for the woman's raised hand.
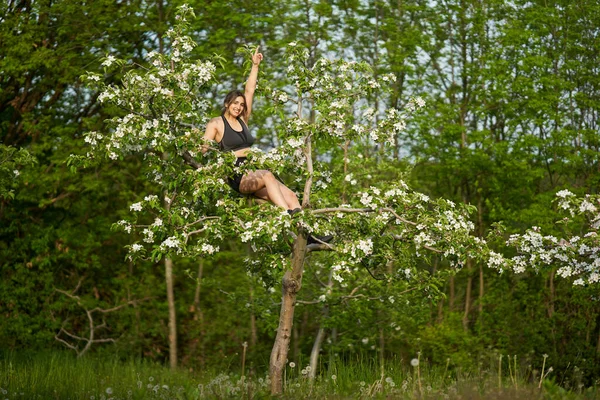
[252,46,263,66]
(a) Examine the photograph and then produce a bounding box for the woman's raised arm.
[244,47,262,122]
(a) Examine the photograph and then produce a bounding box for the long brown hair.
[222,90,248,120]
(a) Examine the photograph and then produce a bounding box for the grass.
[0,350,597,399]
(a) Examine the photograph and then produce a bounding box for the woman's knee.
[259,170,276,182]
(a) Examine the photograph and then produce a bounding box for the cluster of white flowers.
[101,55,117,67]
[152,218,163,227]
[201,243,218,255]
[341,239,374,261]
[143,228,154,243]
[580,199,597,213]
[131,244,143,252]
[345,173,357,186]
[331,262,350,283]
[487,250,506,270]
[414,232,436,249]
[359,191,378,209]
[161,236,180,250]
[83,131,103,146]
[240,211,292,244]
[287,137,304,149]
[117,220,132,233]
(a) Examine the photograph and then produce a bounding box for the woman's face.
[226,96,245,118]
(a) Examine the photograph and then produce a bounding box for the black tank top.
[219,115,255,152]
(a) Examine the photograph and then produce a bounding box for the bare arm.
[244,47,263,122]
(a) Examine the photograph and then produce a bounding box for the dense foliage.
[1,0,599,390]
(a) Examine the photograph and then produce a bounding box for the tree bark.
[269,232,308,394]
[309,325,326,380]
[308,270,333,379]
[462,259,473,331]
[548,269,555,318]
[478,264,484,315]
[165,257,177,369]
[190,260,205,368]
[449,275,455,311]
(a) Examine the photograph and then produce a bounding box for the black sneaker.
[287,207,302,216]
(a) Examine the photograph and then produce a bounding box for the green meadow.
[1,351,597,399]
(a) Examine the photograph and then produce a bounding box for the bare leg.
[239,170,291,210]
[254,182,301,210]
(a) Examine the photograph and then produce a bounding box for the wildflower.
[289,362,296,368]
[410,358,419,367]
[130,202,143,212]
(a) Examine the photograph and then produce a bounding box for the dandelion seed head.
[410,358,420,367]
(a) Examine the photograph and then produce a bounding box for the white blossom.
[101,55,116,67]
[162,236,180,249]
[152,218,163,227]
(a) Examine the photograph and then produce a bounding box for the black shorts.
[227,157,247,193]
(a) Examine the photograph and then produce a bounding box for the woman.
[203,48,332,244]
[203,47,301,214]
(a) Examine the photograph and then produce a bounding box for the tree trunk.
[548,269,555,318]
[309,325,326,380]
[478,264,484,315]
[250,289,258,347]
[165,257,177,368]
[449,275,455,311]
[462,259,473,331]
[308,270,333,379]
[269,232,308,394]
[191,259,205,368]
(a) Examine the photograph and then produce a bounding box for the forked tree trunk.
[269,232,308,394]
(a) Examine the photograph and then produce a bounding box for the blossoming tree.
[72,5,598,394]
[490,190,600,286]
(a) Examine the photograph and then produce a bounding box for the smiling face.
[226,96,246,118]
